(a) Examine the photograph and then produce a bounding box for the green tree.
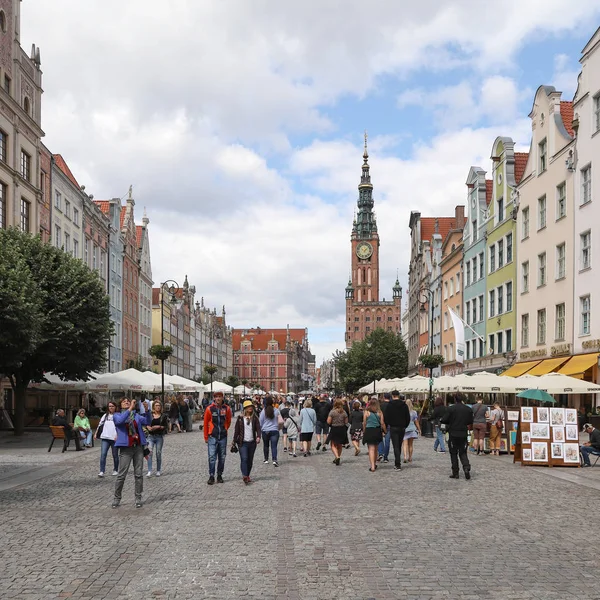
[337,328,408,393]
[224,375,240,388]
[0,229,112,435]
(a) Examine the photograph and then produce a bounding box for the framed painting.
[499,437,508,453]
[531,423,550,439]
[565,424,579,441]
[550,408,565,427]
[521,407,534,423]
[523,448,532,461]
[521,431,531,444]
[563,443,580,464]
[537,407,549,423]
[565,408,578,425]
[531,441,548,462]
[551,443,564,459]
[552,427,565,442]
[509,430,517,452]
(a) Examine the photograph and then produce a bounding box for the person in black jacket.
[314,396,332,451]
[385,391,411,470]
[580,423,600,466]
[440,393,473,480]
[52,409,83,451]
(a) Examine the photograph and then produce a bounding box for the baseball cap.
[583,423,593,431]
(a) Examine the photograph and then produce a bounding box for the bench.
[48,426,71,452]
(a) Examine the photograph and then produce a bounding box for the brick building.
[345,136,402,348]
[233,327,311,394]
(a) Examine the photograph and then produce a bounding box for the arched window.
[23,97,30,115]
[0,11,6,33]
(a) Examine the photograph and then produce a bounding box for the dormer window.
[538,138,547,173]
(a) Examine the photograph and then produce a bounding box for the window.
[0,129,6,163]
[479,253,484,280]
[594,93,600,133]
[556,243,566,280]
[456,273,460,291]
[506,281,513,312]
[556,182,566,220]
[581,231,591,270]
[64,233,70,254]
[443,282,448,300]
[92,245,98,270]
[490,245,496,273]
[538,195,547,230]
[466,340,471,360]
[73,207,79,226]
[354,316,359,322]
[0,181,5,229]
[506,329,512,351]
[354,326,359,332]
[466,301,471,325]
[387,316,392,322]
[472,299,477,323]
[522,261,529,293]
[20,198,30,232]
[539,138,547,173]
[489,289,495,318]
[555,303,565,341]
[498,239,504,268]
[270,367,275,377]
[443,312,448,330]
[522,314,529,347]
[466,262,471,286]
[497,196,504,222]
[252,367,257,377]
[478,295,484,323]
[497,285,503,314]
[537,309,546,345]
[488,334,495,353]
[581,165,592,205]
[538,252,547,287]
[23,97,30,115]
[100,251,105,278]
[365,326,370,332]
[376,315,382,322]
[54,224,61,247]
[20,150,30,181]
[581,295,591,335]
[506,233,513,263]
[73,238,79,258]
[65,200,71,219]
[497,331,503,354]
[522,206,530,239]
[472,219,478,242]
[365,316,370,322]
[3,74,10,95]
[55,191,61,210]
[270,354,276,363]
[449,278,454,296]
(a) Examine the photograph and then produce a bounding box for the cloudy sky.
[22,1,600,363]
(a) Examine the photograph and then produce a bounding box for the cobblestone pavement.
[1,429,600,600]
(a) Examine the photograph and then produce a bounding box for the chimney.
[455,205,465,225]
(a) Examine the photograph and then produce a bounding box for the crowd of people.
[49,390,599,506]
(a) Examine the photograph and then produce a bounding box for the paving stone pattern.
[1,429,600,599]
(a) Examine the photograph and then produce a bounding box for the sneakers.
[111,471,118,476]
[464,470,471,480]
[449,473,459,479]
[217,474,224,483]
[322,446,327,452]
[283,447,288,452]
[292,453,297,457]
[394,465,401,471]
[98,472,105,477]
[263,460,269,464]
[146,471,152,477]
[377,454,384,462]
[207,476,215,485]
[316,442,322,450]
[303,453,308,457]
[111,500,120,508]
[156,471,161,477]
[135,500,143,508]
[273,461,279,467]
[383,458,389,463]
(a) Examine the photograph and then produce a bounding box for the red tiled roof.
[420,216,460,245]
[136,225,143,249]
[485,179,493,206]
[53,154,80,189]
[560,101,574,137]
[232,328,306,351]
[94,200,110,216]
[514,152,529,184]
[120,207,126,229]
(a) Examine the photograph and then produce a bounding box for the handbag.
[230,442,239,453]
[95,415,106,439]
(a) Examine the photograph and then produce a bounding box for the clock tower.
[345,133,402,348]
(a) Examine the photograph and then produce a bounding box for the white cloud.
[551,53,580,99]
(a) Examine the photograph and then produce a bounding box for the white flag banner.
[448,307,465,364]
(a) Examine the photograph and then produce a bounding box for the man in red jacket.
[203,392,232,485]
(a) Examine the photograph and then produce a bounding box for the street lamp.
[419,286,435,415]
[160,280,180,406]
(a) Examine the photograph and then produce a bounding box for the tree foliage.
[0,228,112,435]
[148,344,173,362]
[224,375,240,388]
[336,328,408,393]
[418,354,444,370]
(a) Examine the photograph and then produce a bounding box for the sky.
[21,1,600,364]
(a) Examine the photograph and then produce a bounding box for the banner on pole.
[448,307,465,364]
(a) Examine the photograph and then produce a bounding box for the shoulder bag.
[95,414,106,439]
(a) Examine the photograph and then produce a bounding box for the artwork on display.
[552,427,565,442]
[523,448,532,461]
[499,438,508,452]
[565,409,578,425]
[551,443,564,459]
[521,407,534,423]
[565,424,579,441]
[532,442,548,462]
[507,410,519,421]
[509,430,517,452]
[521,432,531,444]
[531,423,550,439]
[550,408,565,427]
[564,443,580,464]
[537,407,549,423]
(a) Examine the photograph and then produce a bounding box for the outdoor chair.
[580,449,600,467]
[48,425,70,452]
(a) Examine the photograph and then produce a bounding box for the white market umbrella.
[30,372,101,390]
[233,385,251,395]
[85,368,172,392]
[205,381,234,393]
[165,374,206,392]
[449,371,519,394]
[531,372,600,394]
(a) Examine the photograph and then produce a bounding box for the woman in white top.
[299,399,317,457]
[96,401,119,477]
[233,400,261,485]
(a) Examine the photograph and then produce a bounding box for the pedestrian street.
[1,429,599,600]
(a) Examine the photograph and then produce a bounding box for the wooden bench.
[48,425,70,453]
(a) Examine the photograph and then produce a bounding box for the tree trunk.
[12,381,28,436]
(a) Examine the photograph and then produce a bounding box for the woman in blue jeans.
[96,401,119,477]
[431,397,447,453]
[146,401,169,477]
[233,400,261,484]
[259,396,281,467]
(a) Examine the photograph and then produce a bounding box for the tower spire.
[355,130,376,238]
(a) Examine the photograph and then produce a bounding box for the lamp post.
[160,280,180,406]
[419,286,435,416]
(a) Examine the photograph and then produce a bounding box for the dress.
[403,410,419,440]
[328,410,348,445]
[363,411,383,445]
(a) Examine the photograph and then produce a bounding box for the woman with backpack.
[168,397,181,433]
[284,403,300,457]
[233,400,261,484]
[487,401,504,456]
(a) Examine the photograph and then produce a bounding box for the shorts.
[282,427,288,434]
[315,421,329,435]
[473,423,487,440]
[300,432,313,442]
[287,435,297,442]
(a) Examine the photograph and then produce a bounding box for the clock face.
[356,242,373,260]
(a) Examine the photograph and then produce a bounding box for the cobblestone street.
[1,429,599,600]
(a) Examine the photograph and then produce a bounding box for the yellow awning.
[526,357,570,375]
[500,360,541,377]
[558,353,599,377]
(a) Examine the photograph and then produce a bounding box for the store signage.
[582,339,600,350]
[550,343,572,357]
[520,349,547,360]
